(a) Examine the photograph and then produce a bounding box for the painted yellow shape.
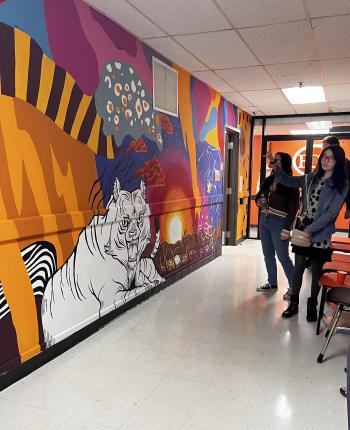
[36,54,56,114]
[106,135,114,159]
[205,128,220,151]
[175,67,201,213]
[1,99,57,223]
[202,93,220,150]
[55,73,75,129]
[50,146,85,229]
[86,115,101,154]
[70,95,92,140]
[14,27,30,101]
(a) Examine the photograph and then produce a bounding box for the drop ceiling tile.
[293,102,329,114]
[84,0,166,38]
[325,85,350,102]
[175,31,259,69]
[328,101,350,112]
[265,61,322,88]
[241,89,288,106]
[192,71,235,92]
[216,0,306,28]
[312,16,350,59]
[145,38,208,71]
[306,0,350,18]
[256,105,296,115]
[266,124,307,134]
[239,21,317,64]
[220,91,252,107]
[129,0,231,34]
[216,66,276,91]
[321,59,350,85]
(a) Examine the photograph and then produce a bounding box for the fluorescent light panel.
[282,86,326,104]
[290,129,329,135]
[306,120,332,130]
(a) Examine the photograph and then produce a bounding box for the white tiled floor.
[1,240,349,429]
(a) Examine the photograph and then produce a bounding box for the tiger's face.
[104,179,151,270]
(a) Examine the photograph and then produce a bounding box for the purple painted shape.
[76,0,153,94]
[44,0,99,94]
[44,0,154,95]
[225,103,235,128]
[91,8,137,57]
[192,79,211,136]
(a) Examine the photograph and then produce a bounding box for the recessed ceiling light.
[306,120,332,130]
[282,86,326,104]
[290,129,329,135]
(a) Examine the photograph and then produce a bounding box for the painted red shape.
[160,114,173,134]
[136,157,165,187]
[127,138,147,153]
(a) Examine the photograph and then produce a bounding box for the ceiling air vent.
[152,57,178,117]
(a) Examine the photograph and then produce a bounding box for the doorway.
[222,127,240,245]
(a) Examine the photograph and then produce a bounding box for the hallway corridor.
[0,240,347,429]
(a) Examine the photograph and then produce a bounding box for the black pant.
[291,254,323,304]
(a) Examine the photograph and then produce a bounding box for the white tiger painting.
[39,178,164,347]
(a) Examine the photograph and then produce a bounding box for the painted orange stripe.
[70,94,92,140]
[55,73,75,129]
[106,135,114,159]
[86,115,101,154]
[14,28,30,102]
[36,54,55,114]
[175,67,201,214]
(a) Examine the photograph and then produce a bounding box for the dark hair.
[315,145,347,192]
[275,152,292,176]
[323,135,340,146]
[263,152,293,195]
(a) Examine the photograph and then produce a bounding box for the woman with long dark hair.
[256,152,299,298]
[272,145,349,321]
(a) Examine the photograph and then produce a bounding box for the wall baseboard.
[0,249,221,391]
[235,237,247,246]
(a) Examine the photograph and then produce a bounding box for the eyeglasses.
[321,155,335,162]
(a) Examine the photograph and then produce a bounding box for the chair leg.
[325,304,340,338]
[325,305,344,337]
[317,304,343,363]
[316,286,327,335]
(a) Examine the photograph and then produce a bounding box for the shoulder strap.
[304,174,312,215]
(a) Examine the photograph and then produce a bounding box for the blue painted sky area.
[200,107,218,142]
[0,0,52,57]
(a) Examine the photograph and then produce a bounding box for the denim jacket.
[274,169,349,243]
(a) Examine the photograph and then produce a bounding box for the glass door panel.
[249,133,262,237]
[266,139,308,177]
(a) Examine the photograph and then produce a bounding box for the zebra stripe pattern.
[21,241,57,297]
[0,282,10,322]
[0,21,117,158]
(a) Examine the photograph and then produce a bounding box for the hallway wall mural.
[0,0,251,374]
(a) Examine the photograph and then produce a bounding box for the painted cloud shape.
[95,61,163,150]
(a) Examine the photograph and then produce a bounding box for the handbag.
[291,227,311,247]
[291,176,312,247]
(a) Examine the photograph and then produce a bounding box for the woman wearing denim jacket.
[272,145,349,321]
[256,153,299,298]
